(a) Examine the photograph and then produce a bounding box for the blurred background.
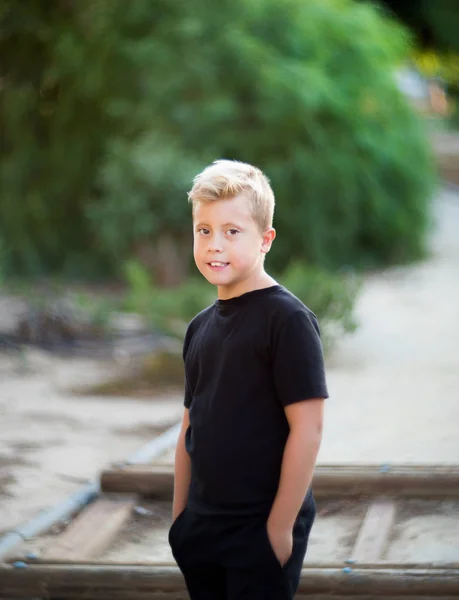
[0,0,458,531]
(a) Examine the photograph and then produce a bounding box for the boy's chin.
[204,274,231,287]
[197,266,230,285]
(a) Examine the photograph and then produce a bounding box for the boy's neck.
[217,272,278,301]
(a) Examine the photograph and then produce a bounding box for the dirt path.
[1,187,458,534]
[0,357,183,533]
[322,187,459,464]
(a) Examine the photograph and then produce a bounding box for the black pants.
[169,498,316,600]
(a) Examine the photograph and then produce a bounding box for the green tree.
[1,0,436,281]
[93,0,436,276]
[0,0,127,276]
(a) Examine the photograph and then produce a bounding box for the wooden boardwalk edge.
[100,464,459,498]
[1,564,459,598]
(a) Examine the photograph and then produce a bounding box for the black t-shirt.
[183,284,329,516]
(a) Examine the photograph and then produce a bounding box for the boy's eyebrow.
[194,222,244,229]
[221,222,244,229]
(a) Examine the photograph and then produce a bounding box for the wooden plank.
[351,499,396,562]
[312,464,459,497]
[1,564,459,598]
[41,498,135,561]
[100,467,172,498]
[99,464,459,498]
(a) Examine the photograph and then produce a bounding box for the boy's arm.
[172,408,191,521]
[267,398,324,563]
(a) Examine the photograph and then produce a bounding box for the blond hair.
[188,160,275,231]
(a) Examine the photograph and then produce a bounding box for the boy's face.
[193,195,275,299]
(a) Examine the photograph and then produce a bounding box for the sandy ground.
[16,496,459,565]
[0,359,184,533]
[321,187,459,465]
[0,187,458,540]
[101,497,459,564]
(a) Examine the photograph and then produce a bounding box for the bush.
[2,0,436,280]
[93,0,436,277]
[279,262,361,351]
[122,260,216,337]
[122,260,359,352]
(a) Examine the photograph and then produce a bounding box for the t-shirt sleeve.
[272,309,329,406]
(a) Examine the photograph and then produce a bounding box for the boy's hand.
[266,520,293,566]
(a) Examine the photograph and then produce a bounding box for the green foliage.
[280,262,360,344]
[87,135,200,262]
[122,260,216,337]
[123,259,157,319]
[69,291,115,330]
[122,260,359,351]
[242,0,436,271]
[0,0,121,276]
[1,0,436,279]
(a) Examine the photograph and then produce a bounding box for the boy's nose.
[207,244,223,253]
[206,235,223,253]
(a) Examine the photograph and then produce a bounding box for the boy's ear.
[261,228,276,254]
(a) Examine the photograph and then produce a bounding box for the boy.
[169,160,328,599]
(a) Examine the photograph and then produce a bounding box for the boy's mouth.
[207,261,229,270]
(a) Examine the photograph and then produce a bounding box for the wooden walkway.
[1,463,459,598]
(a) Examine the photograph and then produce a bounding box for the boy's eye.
[198,228,210,235]
[227,229,239,236]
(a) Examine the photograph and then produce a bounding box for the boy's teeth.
[210,262,226,267]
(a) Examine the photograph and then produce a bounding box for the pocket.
[263,523,291,570]
[168,508,187,544]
